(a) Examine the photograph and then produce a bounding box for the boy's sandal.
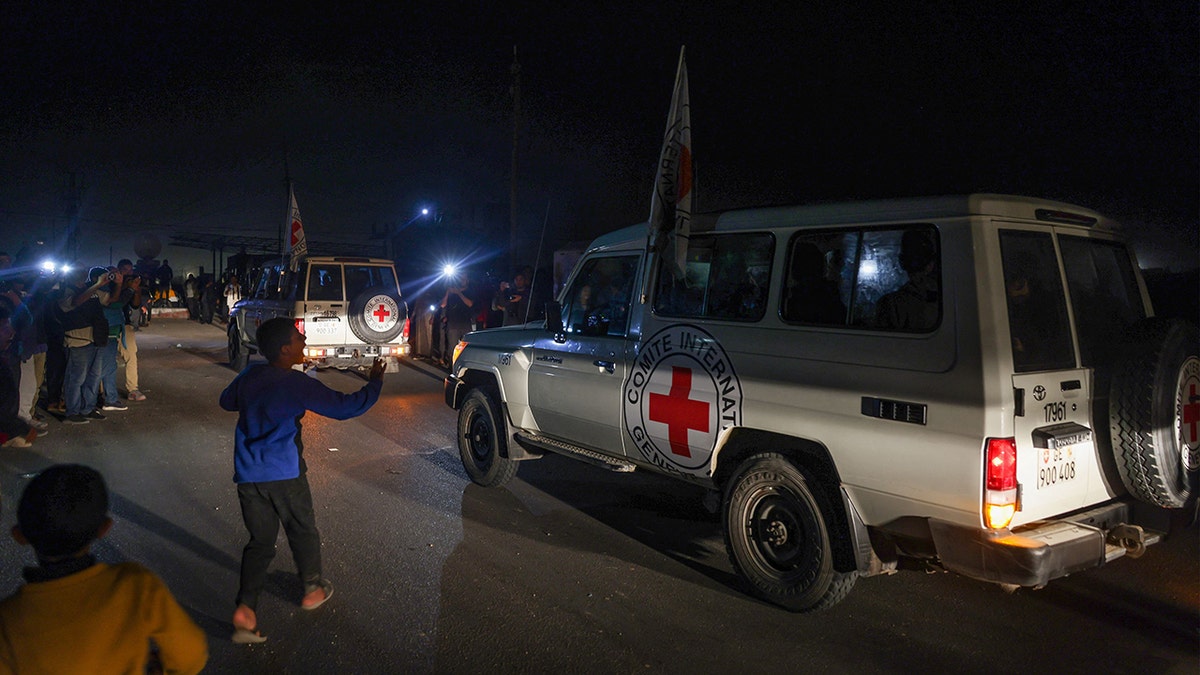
[232,627,267,644]
[301,580,333,611]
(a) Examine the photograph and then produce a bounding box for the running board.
[513,431,637,473]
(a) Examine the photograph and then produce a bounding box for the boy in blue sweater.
[219,317,384,644]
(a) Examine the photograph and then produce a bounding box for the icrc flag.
[287,185,308,272]
[648,46,693,278]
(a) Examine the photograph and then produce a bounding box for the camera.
[107,272,117,282]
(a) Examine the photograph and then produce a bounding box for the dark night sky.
[1,1,1196,273]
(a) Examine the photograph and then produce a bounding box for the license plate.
[1037,441,1086,489]
[1031,422,1091,490]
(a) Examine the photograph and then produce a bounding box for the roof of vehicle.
[259,256,397,266]
[587,194,1117,253]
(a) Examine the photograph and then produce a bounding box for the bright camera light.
[41,261,56,272]
[429,304,438,312]
[442,263,457,277]
[421,208,430,216]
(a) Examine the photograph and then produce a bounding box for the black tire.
[1108,318,1200,508]
[348,286,407,344]
[228,325,249,371]
[723,453,856,612]
[457,387,518,487]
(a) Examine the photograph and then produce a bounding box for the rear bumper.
[928,499,1169,587]
[305,344,409,372]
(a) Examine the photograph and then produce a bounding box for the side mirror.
[544,301,563,333]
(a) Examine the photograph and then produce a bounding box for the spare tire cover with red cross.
[1108,318,1200,509]
[348,286,407,344]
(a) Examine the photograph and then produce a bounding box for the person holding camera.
[492,269,531,327]
[94,267,130,413]
[439,275,474,368]
[56,266,114,424]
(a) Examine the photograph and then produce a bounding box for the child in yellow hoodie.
[0,464,208,674]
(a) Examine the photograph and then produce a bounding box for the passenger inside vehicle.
[782,242,846,324]
[876,228,940,331]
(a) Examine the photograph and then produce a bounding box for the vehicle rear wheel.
[1109,318,1200,508]
[458,386,518,487]
[228,326,249,371]
[723,453,856,612]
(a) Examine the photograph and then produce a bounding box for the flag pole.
[642,46,692,302]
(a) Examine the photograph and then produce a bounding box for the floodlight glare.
[41,261,56,273]
[442,263,457,278]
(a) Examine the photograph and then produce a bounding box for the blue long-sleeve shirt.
[219,365,382,483]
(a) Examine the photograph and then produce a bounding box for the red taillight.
[984,437,1018,529]
[986,437,1017,491]
[402,317,410,340]
[294,318,305,335]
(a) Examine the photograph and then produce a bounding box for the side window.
[777,224,941,332]
[265,265,298,302]
[251,268,270,300]
[654,233,774,321]
[307,264,344,302]
[999,230,1075,372]
[261,266,282,300]
[862,226,941,332]
[1059,236,1145,367]
[781,233,851,325]
[562,254,641,337]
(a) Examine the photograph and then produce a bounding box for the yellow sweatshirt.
[0,562,208,674]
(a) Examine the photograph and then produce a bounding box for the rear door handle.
[593,360,615,374]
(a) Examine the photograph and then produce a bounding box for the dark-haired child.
[219,316,383,643]
[0,464,208,673]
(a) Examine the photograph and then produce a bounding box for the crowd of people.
[418,264,552,367]
[0,254,151,449]
[0,247,387,668]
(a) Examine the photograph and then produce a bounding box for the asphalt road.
[1,319,1196,674]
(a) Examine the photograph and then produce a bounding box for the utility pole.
[509,45,521,275]
[61,172,85,261]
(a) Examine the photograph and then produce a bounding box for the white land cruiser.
[228,256,410,372]
[444,194,1198,611]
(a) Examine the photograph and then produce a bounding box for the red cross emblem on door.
[648,366,710,458]
[372,304,391,324]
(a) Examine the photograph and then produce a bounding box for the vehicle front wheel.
[723,453,856,612]
[228,326,249,371]
[457,386,518,487]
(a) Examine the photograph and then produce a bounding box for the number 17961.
[1043,401,1066,423]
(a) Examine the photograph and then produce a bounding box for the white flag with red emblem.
[648,46,693,278]
[288,185,308,272]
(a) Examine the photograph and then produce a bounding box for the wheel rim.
[744,486,817,573]
[466,410,493,466]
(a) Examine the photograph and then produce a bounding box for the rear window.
[344,265,400,300]
[999,230,1076,372]
[307,264,344,301]
[1059,236,1145,367]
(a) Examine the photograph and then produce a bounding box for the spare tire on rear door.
[348,286,407,344]
[1107,318,1200,508]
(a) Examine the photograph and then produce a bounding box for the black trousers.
[40,340,66,407]
[236,475,322,610]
